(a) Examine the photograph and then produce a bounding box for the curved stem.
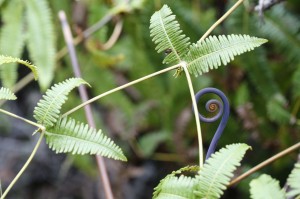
[62,64,181,118]
[0,109,44,131]
[199,0,244,43]
[181,62,203,168]
[0,131,45,199]
[101,19,123,50]
[229,142,300,186]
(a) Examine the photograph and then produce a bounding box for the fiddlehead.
[195,87,230,160]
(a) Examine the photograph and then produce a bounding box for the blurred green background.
[0,0,299,198]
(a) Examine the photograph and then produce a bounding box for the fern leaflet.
[287,163,300,198]
[0,55,38,80]
[0,87,17,100]
[150,5,190,64]
[46,117,127,161]
[250,174,286,199]
[185,34,267,76]
[33,78,89,128]
[194,143,251,199]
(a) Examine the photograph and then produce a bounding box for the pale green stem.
[62,64,181,117]
[199,0,244,43]
[0,131,45,199]
[0,109,45,131]
[181,62,203,168]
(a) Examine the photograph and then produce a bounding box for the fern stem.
[101,19,123,50]
[0,131,45,199]
[199,0,244,43]
[62,63,181,117]
[181,62,203,168]
[229,142,300,186]
[0,108,44,130]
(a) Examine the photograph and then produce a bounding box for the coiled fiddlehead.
[195,87,230,160]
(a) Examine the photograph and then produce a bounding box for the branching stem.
[199,0,244,43]
[0,131,45,199]
[229,142,300,186]
[181,62,203,168]
[62,64,181,117]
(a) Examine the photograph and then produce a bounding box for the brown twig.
[59,11,114,199]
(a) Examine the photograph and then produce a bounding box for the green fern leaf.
[46,117,127,161]
[0,0,25,88]
[266,93,291,124]
[185,34,267,76]
[250,174,286,199]
[33,78,89,128]
[150,5,190,64]
[25,0,56,90]
[194,143,251,199]
[153,166,199,199]
[287,163,300,198]
[0,87,17,100]
[0,55,38,80]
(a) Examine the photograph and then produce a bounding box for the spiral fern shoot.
[150,5,190,64]
[287,163,300,198]
[46,117,127,161]
[194,143,251,199]
[0,55,38,80]
[185,35,268,76]
[0,87,17,100]
[250,174,286,199]
[33,78,89,128]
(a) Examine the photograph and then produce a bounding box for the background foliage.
[0,0,299,198]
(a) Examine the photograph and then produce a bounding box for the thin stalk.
[229,142,300,186]
[181,62,203,168]
[0,131,45,199]
[199,0,244,43]
[101,19,123,50]
[59,11,114,199]
[0,109,44,131]
[62,64,181,117]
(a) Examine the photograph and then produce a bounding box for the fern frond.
[185,34,267,76]
[194,143,251,199]
[33,78,89,128]
[266,93,291,124]
[287,163,300,198]
[0,87,17,100]
[250,174,286,199]
[0,0,25,88]
[25,0,56,90]
[153,166,199,199]
[46,117,127,161]
[150,5,190,64]
[0,55,38,80]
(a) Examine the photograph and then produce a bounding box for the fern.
[153,166,199,199]
[45,116,127,161]
[286,163,300,198]
[0,87,17,100]
[194,143,251,199]
[0,0,25,88]
[150,5,190,64]
[250,174,286,199]
[0,55,38,80]
[185,35,267,76]
[292,66,300,100]
[33,78,89,128]
[25,0,56,90]
[266,93,291,124]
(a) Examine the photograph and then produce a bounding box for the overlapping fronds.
[0,0,25,88]
[45,117,127,161]
[185,35,267,76]
[286,163,300,198]
[33,78,89,128]
[0,55,38,80]
[0,87,17,100]
[150,5,190,64]
[194,143,251,199]
[25,0,56,90]
[250,174,286,199]
[153,166,199,199]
